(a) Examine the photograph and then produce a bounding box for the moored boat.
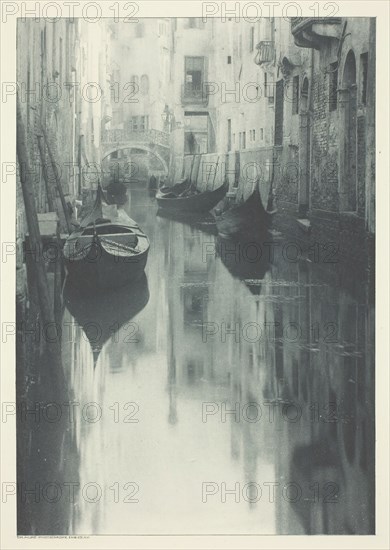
[213,184,273,240]
[158,177,191,196]
[63,184,149,288]
[105,180,128,205]
[156,180,228,213]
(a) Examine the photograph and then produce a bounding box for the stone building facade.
[101,18,174,185]
[16,18,112,319]
[165,17,375,271]
[274,17,375,272]
[16,18,112,232]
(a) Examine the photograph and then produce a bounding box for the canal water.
[19,186,374,535]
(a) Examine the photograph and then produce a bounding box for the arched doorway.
[340,50,357,211]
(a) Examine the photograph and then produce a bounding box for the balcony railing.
[254,41,275,65]
[291,17,342,49]
[181,84,208,105]
[102,128,170,148]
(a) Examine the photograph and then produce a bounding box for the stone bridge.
[101,128,170,173]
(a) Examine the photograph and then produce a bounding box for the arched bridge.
[101,128,170,173]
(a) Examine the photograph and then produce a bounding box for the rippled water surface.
[20,187,375,535]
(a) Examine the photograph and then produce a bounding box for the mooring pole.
[41,126,72,234]
[17,103,66,394]
[53,222,63,329]
[36,134,55,212]
[17,103,53,328]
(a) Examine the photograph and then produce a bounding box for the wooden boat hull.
[213,187,272,240]
[158,178,191,196]
[156,181,228,213]
[63,222,150,289]
[64,184,149,288]
[64,244,148,288]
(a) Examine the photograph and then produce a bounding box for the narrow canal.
[19,185,374,535]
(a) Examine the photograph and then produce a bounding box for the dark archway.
[101,146,168,188]
[340,50,357,211]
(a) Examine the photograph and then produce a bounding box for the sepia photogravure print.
[1,1,388,547]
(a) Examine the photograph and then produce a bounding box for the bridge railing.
[102,128,170,148]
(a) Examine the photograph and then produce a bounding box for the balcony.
[181,84,208,106]
[254,41,275,65]
[102,128,170,149]
[291,17,342,49]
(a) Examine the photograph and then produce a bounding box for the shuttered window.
[329,62,338,111]
[274,80,284,145]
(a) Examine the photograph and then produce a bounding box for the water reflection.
[63,274,149,367]
[24,185,374,535]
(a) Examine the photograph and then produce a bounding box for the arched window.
[300,77,309,112]
[140,74,149,95]
[340,50,357,212]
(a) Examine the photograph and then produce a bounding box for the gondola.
[63,183,149,288]
[212,184,273,240]
[156,180,228,213]
[105,181,128,206]
[158,177,191,196]
[156,208,218,236]
[63,273,149,366]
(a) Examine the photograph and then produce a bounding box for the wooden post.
[17,103,66,395]
[17,103,53,328]
[78,134,83,196]
[41,126,72,234]
[36,135,55,212]
[54,223,63,329]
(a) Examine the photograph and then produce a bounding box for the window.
[184,113,209,153]
[227,56,231,64]
[264,72,274,103]
[233,133,235,147]
[111,69,120,102]
[274,80,284,145]
[158,21,167,36]
[135,23,144,38]
[301,77,309,112]
[250,27,255,52]
[131,116,138,131]
[242,131,246,149]
[292,75,299,115]
[184,56,204,98]
[59,37,63,82]
[260,128,264,140]
[187,18,205,29]
[329,62,338,111]
[140,115,149,131]
[360,52,368,105]
[251,129,256,141]
[52,23,57,77]
[140,74,149,95]
[26,65,31,126]
[227,119,232,151]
